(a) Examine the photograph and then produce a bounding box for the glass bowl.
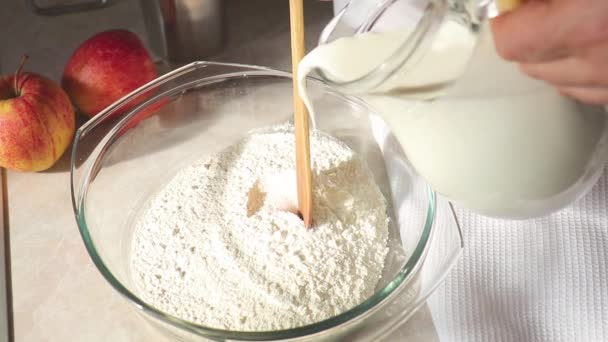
[71,62,462,341]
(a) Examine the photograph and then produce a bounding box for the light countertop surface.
[1,1,439,341]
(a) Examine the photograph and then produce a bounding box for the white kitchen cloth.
[427,168,608,341]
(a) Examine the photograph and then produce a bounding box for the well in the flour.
[247,171,300,218]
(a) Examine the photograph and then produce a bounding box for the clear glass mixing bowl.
[70,62,462,341]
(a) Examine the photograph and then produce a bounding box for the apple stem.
[14,55,29,96]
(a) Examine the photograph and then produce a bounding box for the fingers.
[490,0,608,104]
[520,57,608,88]
[557,86,608,105]
[521,56,608,104]
[490,1,571,63]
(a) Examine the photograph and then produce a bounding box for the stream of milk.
[298,22,608,218]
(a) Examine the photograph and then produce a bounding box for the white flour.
[130,125,389,331]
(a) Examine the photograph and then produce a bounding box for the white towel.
[427,168,608,341]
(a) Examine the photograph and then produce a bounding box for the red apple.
[62,29,158,118]
[0,61,75,172]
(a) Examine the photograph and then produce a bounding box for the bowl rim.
[70,61,437,340]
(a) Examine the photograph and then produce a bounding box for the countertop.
[1,1,439,341]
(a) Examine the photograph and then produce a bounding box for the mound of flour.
[130,125,389,331]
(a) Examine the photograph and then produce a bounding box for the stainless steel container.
[26,0,224,63]
[140,0,224,63]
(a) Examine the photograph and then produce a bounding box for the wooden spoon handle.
[289,0,313,228]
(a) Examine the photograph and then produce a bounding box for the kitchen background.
[1,0,439,340]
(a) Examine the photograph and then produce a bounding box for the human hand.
[491,0,608,104]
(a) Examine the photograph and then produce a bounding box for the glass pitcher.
[307,0,608,219]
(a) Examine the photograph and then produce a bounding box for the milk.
[298,23,608,218]
[299,21,476,98]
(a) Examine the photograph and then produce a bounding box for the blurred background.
[1,0,333,79]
